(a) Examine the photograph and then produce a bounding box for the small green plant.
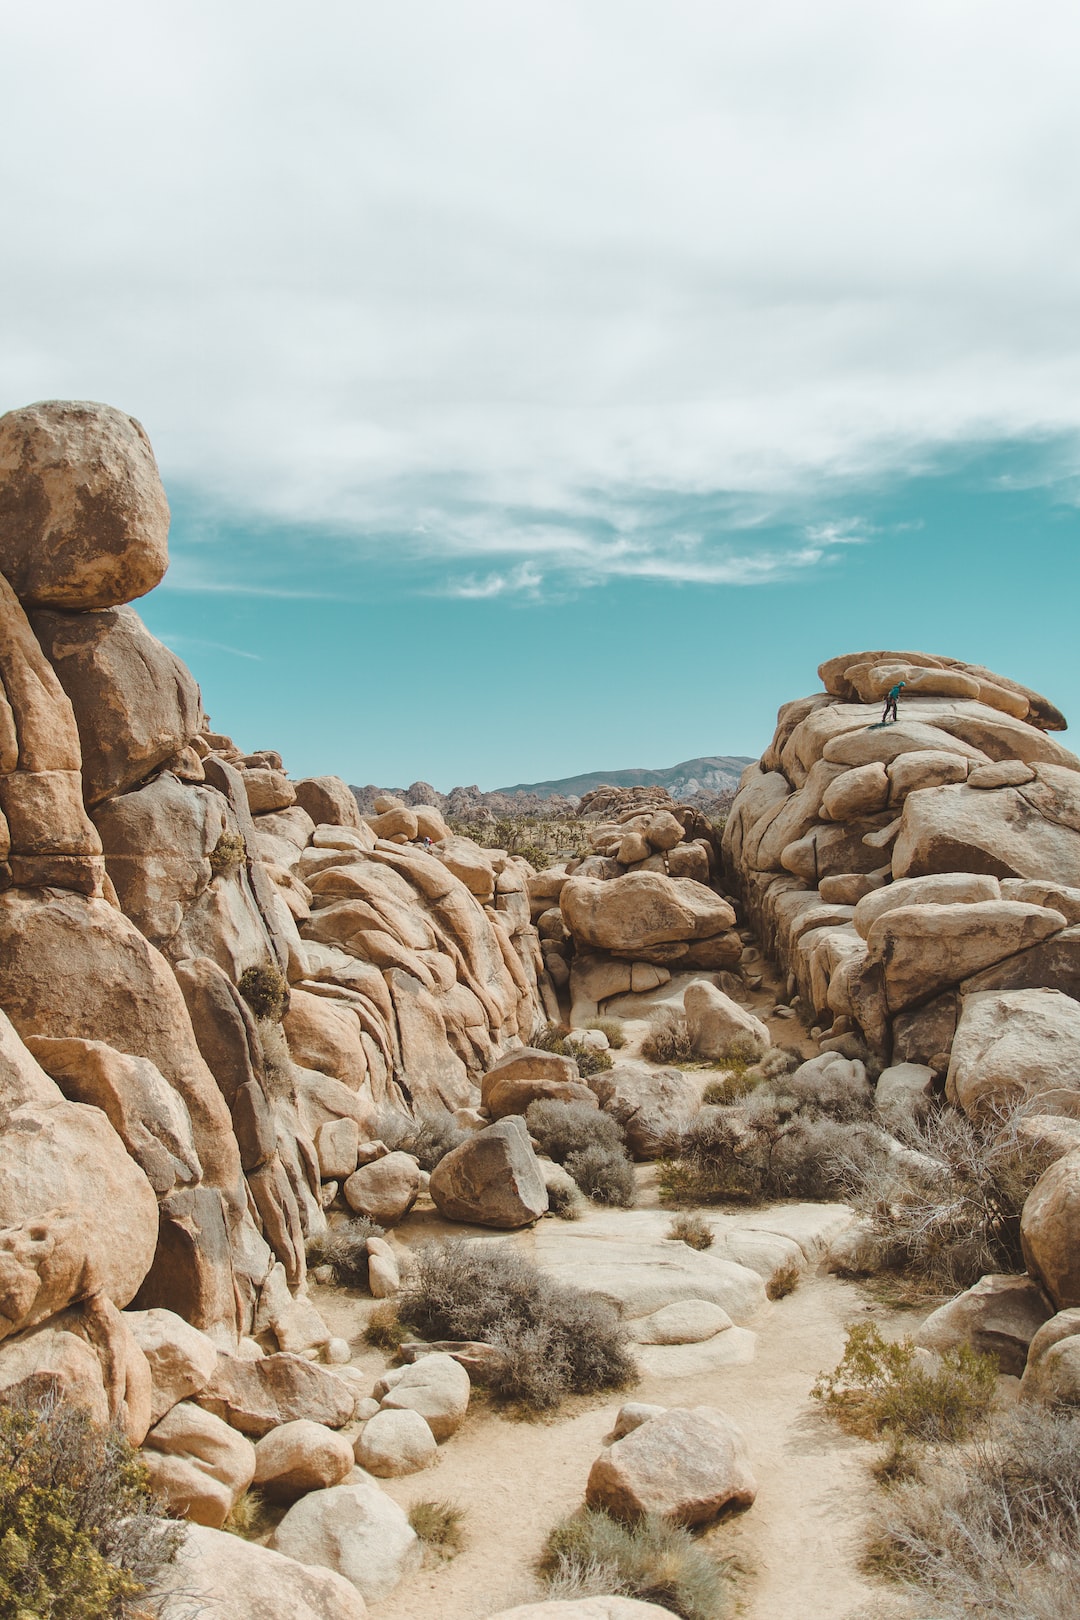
[208,828,247,877]
[306,1216,385,1288]
[667,1212,714,1250]
[572,1045,614,1077]
[812,1321,996,1442]
[702,1070,763,1105]
[398,1239,635,1412]
[223,1487,273,1540]
[766,1261,801,1300]
[0,1396,181,1620]
[408,1499,466,1558]
[538,1507,735,1620]
[364,1302,409,1352]
[587,1018,626,1049]
[532,1021,573,1054]
[871,1428,924,1487]
[237,962,290,1021]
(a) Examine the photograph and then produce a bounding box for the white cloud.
[4,0,1080,578]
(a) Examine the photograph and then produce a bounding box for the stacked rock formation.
[527,800,738,1024]
[0,400,546,1444]
[723,650,1080,1071]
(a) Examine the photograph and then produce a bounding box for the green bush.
[865,1406,1080,1619]
[237,962,290,1021]
[538,1507,735,1620]
[398,1239,635,1412]
[812,1321,996,1442]
[571,1044,614,1077]
[0,1397,181,1619]
[667,1212,714,1250]
[306,1215,385,1288]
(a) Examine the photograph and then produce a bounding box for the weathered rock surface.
[946,988,1080,1118]
[343,1152,422,1224]
[0,400,169,608]
[126,1307,220,1424]
[586,1406,756,1524]
[587,1060,700,1159]
[1021,1149,1080,1309]
[270,1477,422,1601]
[683,982,769,1060]
[914,1274,1054,1374]
[159,1521,370,1620]
[561,872,734,956]
[196,1350,355,1436]
[481,1046,595,1118]
[1020,1308,1080,1406]
[487,1604,678,1620]
[429,1117,548,1227]
[142,1399,256,1527]
[252,1418,355,1502]
[377,1350,471,1440]
[355,1407,438,1476]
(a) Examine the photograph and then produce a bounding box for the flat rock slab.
[629,1299,734,1344]
[528,1211,766,1321]
[634,1327,757,1380]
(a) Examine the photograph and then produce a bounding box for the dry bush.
[667,1213,714,1250]
[364,1302,409,1351]
[702,1070,763,1106]
[641,1011,694,1066]
[237,963,290,1021]
[208,828,246,877]
[533,1023,614,1076]
[766,1261,801,1300]
[659,1093,887,1207]
[532,1021,572,1053]
[545,1178,584,1220]
[838,1099,1057,1293]
[0,1395,181,1619]
[408,1499,466,1558]
[813,1321,996,1442]
[865,1406,1080,1619]
[398,1239,635,1412]
[306,1215,384,1288]
[526,1100,635,1208]
[564,1143,636,1207]
[587,1018,627,1049]
[223,1487,273,1540]
[377,1107,468,1170]
[538,1507,735,1620]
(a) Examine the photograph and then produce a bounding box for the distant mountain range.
[495,755,755,800]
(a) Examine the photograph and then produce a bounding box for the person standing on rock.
[881,680,905,725]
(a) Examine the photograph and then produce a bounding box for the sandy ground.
[304,953,919,1619]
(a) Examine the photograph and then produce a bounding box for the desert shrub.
[667,1212,714,1250]
[812,1321,996,1442]
[364,1302,409,1351]
[208,828,246,877]
[237,962,290,1021]
[545,1178,583,1220]
[766,1261,801,1300]
[223,1487,273,1540]
[701,1070,763,1106]
[531,1021,573,1054]
[377,1107,467,1170]
[757,1045,803,1080]
[564,1143,636,1207]
[641,1012,694,1066]
[526,1099,626,1162]
[659,1095,887,1207]
[865,1405,1080,1619]
[779,1061,873,1122]
[408,1499,466,1558]
[538,1507,734,1620]
[526,1101,635,1207]
[398,1239,635,1412]
[0,1396,181,1619]
[839,1099,1057,1293]
[571,1045,614,1077]
[447,815,593,869]
[588,1018,626,1049]
[306,1215,384,1288]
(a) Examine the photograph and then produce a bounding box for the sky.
[3,2,1080,789]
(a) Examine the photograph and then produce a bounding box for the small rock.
[586,1406,756,1525]
[252,1419,354,1503]
[343,1151,422,1224]
[355,1407,438,1476]
[628,1300,733,1346]
[270,1477,422,1602]
[610,1402,667,1439]
[378,1351,471,1441]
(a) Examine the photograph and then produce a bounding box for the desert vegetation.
[0,1396,181,1619]
[813,1322,996,1443]
[377,1106,469,1169]
[526,1098,636,1207]
[538,1507,736,1620]
[395,1239,635,1411]
[305,1214,385,1287]
[531,1020,614,1076]
[408,1499,467,1559]
[446,813,593,869]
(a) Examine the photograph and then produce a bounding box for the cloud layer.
[4,1,1080,594]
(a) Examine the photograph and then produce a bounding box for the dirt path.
[347,1266,908,1620]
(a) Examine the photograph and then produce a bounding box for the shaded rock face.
[722,650,1079,1067]
[0,401,169,609]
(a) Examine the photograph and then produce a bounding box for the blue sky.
[4,3,1080,788]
